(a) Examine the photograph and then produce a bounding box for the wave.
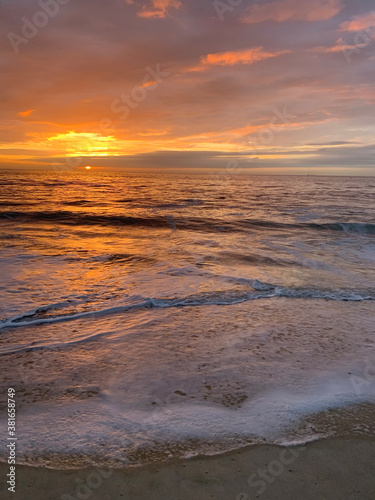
[1,280,374,333]
[0,210,175,230]
[1,210,374,235]
[308,222,375,234]
[62,200,96,207]
[0,202,38,207]
[217,251,304,267]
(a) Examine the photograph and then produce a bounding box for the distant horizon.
[1,165,375,177]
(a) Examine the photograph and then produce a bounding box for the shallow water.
[0,170,374,467]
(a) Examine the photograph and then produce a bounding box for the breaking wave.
[1,280,374,335]
[1,210,375,235]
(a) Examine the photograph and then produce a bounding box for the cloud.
[307,141,361,146]
[137,0,181,19]
[202,47,289,66]
[187,47,290,72]
[309,37,367,53]
[242,0,342,24]
[28,143,375,173]
[19,109,35,117]
[340,11,375,32]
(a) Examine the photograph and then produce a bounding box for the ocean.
[0,169,375,468]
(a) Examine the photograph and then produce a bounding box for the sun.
[85,165,91,170]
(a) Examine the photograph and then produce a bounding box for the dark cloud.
[307,141,362,146]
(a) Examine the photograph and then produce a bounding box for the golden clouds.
[200,47,289,67]
[340,11,375,32]
[18,109,35,117]
[137,0,181,19]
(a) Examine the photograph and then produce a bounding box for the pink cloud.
[340,11,375,32]
[310,39,366,54]
[242,0,342,24]
[195,47,289,70]
[137,0,181,19]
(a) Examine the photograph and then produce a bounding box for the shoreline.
[2,437,375,500]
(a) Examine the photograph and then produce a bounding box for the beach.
[2,437,375,499]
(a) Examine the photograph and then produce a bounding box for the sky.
[1,0,375,174]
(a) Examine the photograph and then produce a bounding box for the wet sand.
[1,438,375,500]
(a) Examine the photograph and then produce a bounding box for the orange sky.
[1,0,375,173]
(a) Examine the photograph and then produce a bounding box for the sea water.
[0,169,374,467]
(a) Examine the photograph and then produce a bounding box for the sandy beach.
[1,438,375,500]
